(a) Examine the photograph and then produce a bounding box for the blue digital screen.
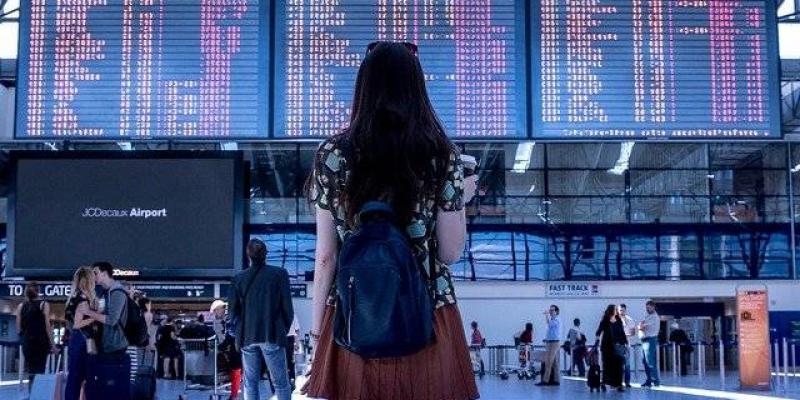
[15,0,269,139]
[531,0,781,139]
[274,0,527,138]
[14,0,781,140]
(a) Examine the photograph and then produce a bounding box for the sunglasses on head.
[366,41,418,56]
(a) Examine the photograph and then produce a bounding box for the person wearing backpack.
[302,41,479,399]
[228,239,294,400]
[84,261,132,400]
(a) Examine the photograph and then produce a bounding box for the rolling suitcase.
[132,350,156,400]
[85,352,131,400]
[132,368,156,400]
[30,354,65,400]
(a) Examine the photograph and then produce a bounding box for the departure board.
[532,0,781,139]
[15,0,269,139]
[275,0,527,138]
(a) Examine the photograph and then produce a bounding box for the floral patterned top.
[310,137,465,308]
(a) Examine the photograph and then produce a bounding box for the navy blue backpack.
[333,201,435,358]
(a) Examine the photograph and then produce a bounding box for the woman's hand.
[463,175,478,205]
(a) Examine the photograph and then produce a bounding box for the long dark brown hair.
[603,304,618,321]
[308,41,455,226]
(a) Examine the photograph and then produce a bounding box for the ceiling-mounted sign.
[132,284,216,300]
[545,283,600,298]
[0,282,72,300]
[218,283,307,299]
[290,283,307,298]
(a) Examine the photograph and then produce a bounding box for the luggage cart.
[177,337,227,400]
[498,343,540,380]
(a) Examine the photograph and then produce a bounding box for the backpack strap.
[109,287,129,330]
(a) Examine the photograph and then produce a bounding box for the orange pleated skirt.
[302,304,480,400]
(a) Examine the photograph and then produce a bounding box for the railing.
[772,338,800,391]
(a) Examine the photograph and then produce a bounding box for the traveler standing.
[228,239,294,400]
[639,300,661,387]
[469,321,486,376]
[156,318,180,379]
[619,303,638,388]
[302,41,479,399]
[210,300,242,399]
[567,318,586,376]
[84,261,131,400]
[64,267,100,400]
[669,322,693,376]
[470,321,484,347]
[595,304,628,392]
[139,298,157,351]
[15,282,55,391]
[517,322,535,345]
[537,305,562,386]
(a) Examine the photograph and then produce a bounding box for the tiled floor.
[1,372,798,399]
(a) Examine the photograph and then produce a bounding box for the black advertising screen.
[531,0,781,138]
[7,153,245,279]
[15,1,269,139]
[274,0,527,138]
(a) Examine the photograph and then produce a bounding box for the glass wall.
[241,142,797,280]
[0,141,797,281]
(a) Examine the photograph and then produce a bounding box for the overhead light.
[512,141,535,173]
[791,163,800,173]
[44,142,58,151]
[117,142,133,151]
[608,141,635,175]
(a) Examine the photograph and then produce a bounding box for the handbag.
[614,343,628,359]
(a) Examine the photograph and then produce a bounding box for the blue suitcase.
[85,352,132,400]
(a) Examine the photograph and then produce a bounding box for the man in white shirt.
[619,304,638,388]
[638,300,661,387]
[536,305,562,386]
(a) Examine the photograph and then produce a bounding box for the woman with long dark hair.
[15,282,55,391]
[303,41,479,399]
[595,304,628,392]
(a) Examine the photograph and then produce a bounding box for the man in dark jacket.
[669,322,693,376]
[229,238,294,400]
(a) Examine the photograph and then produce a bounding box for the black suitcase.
[85,352,132,400]
[587,364,602,392]
[132,366,156,400]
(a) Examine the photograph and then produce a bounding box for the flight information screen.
[15,0,269,139]
[274,0,526,138]
[532,0,781,139]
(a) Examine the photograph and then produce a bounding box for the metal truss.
[0,0,19,23]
